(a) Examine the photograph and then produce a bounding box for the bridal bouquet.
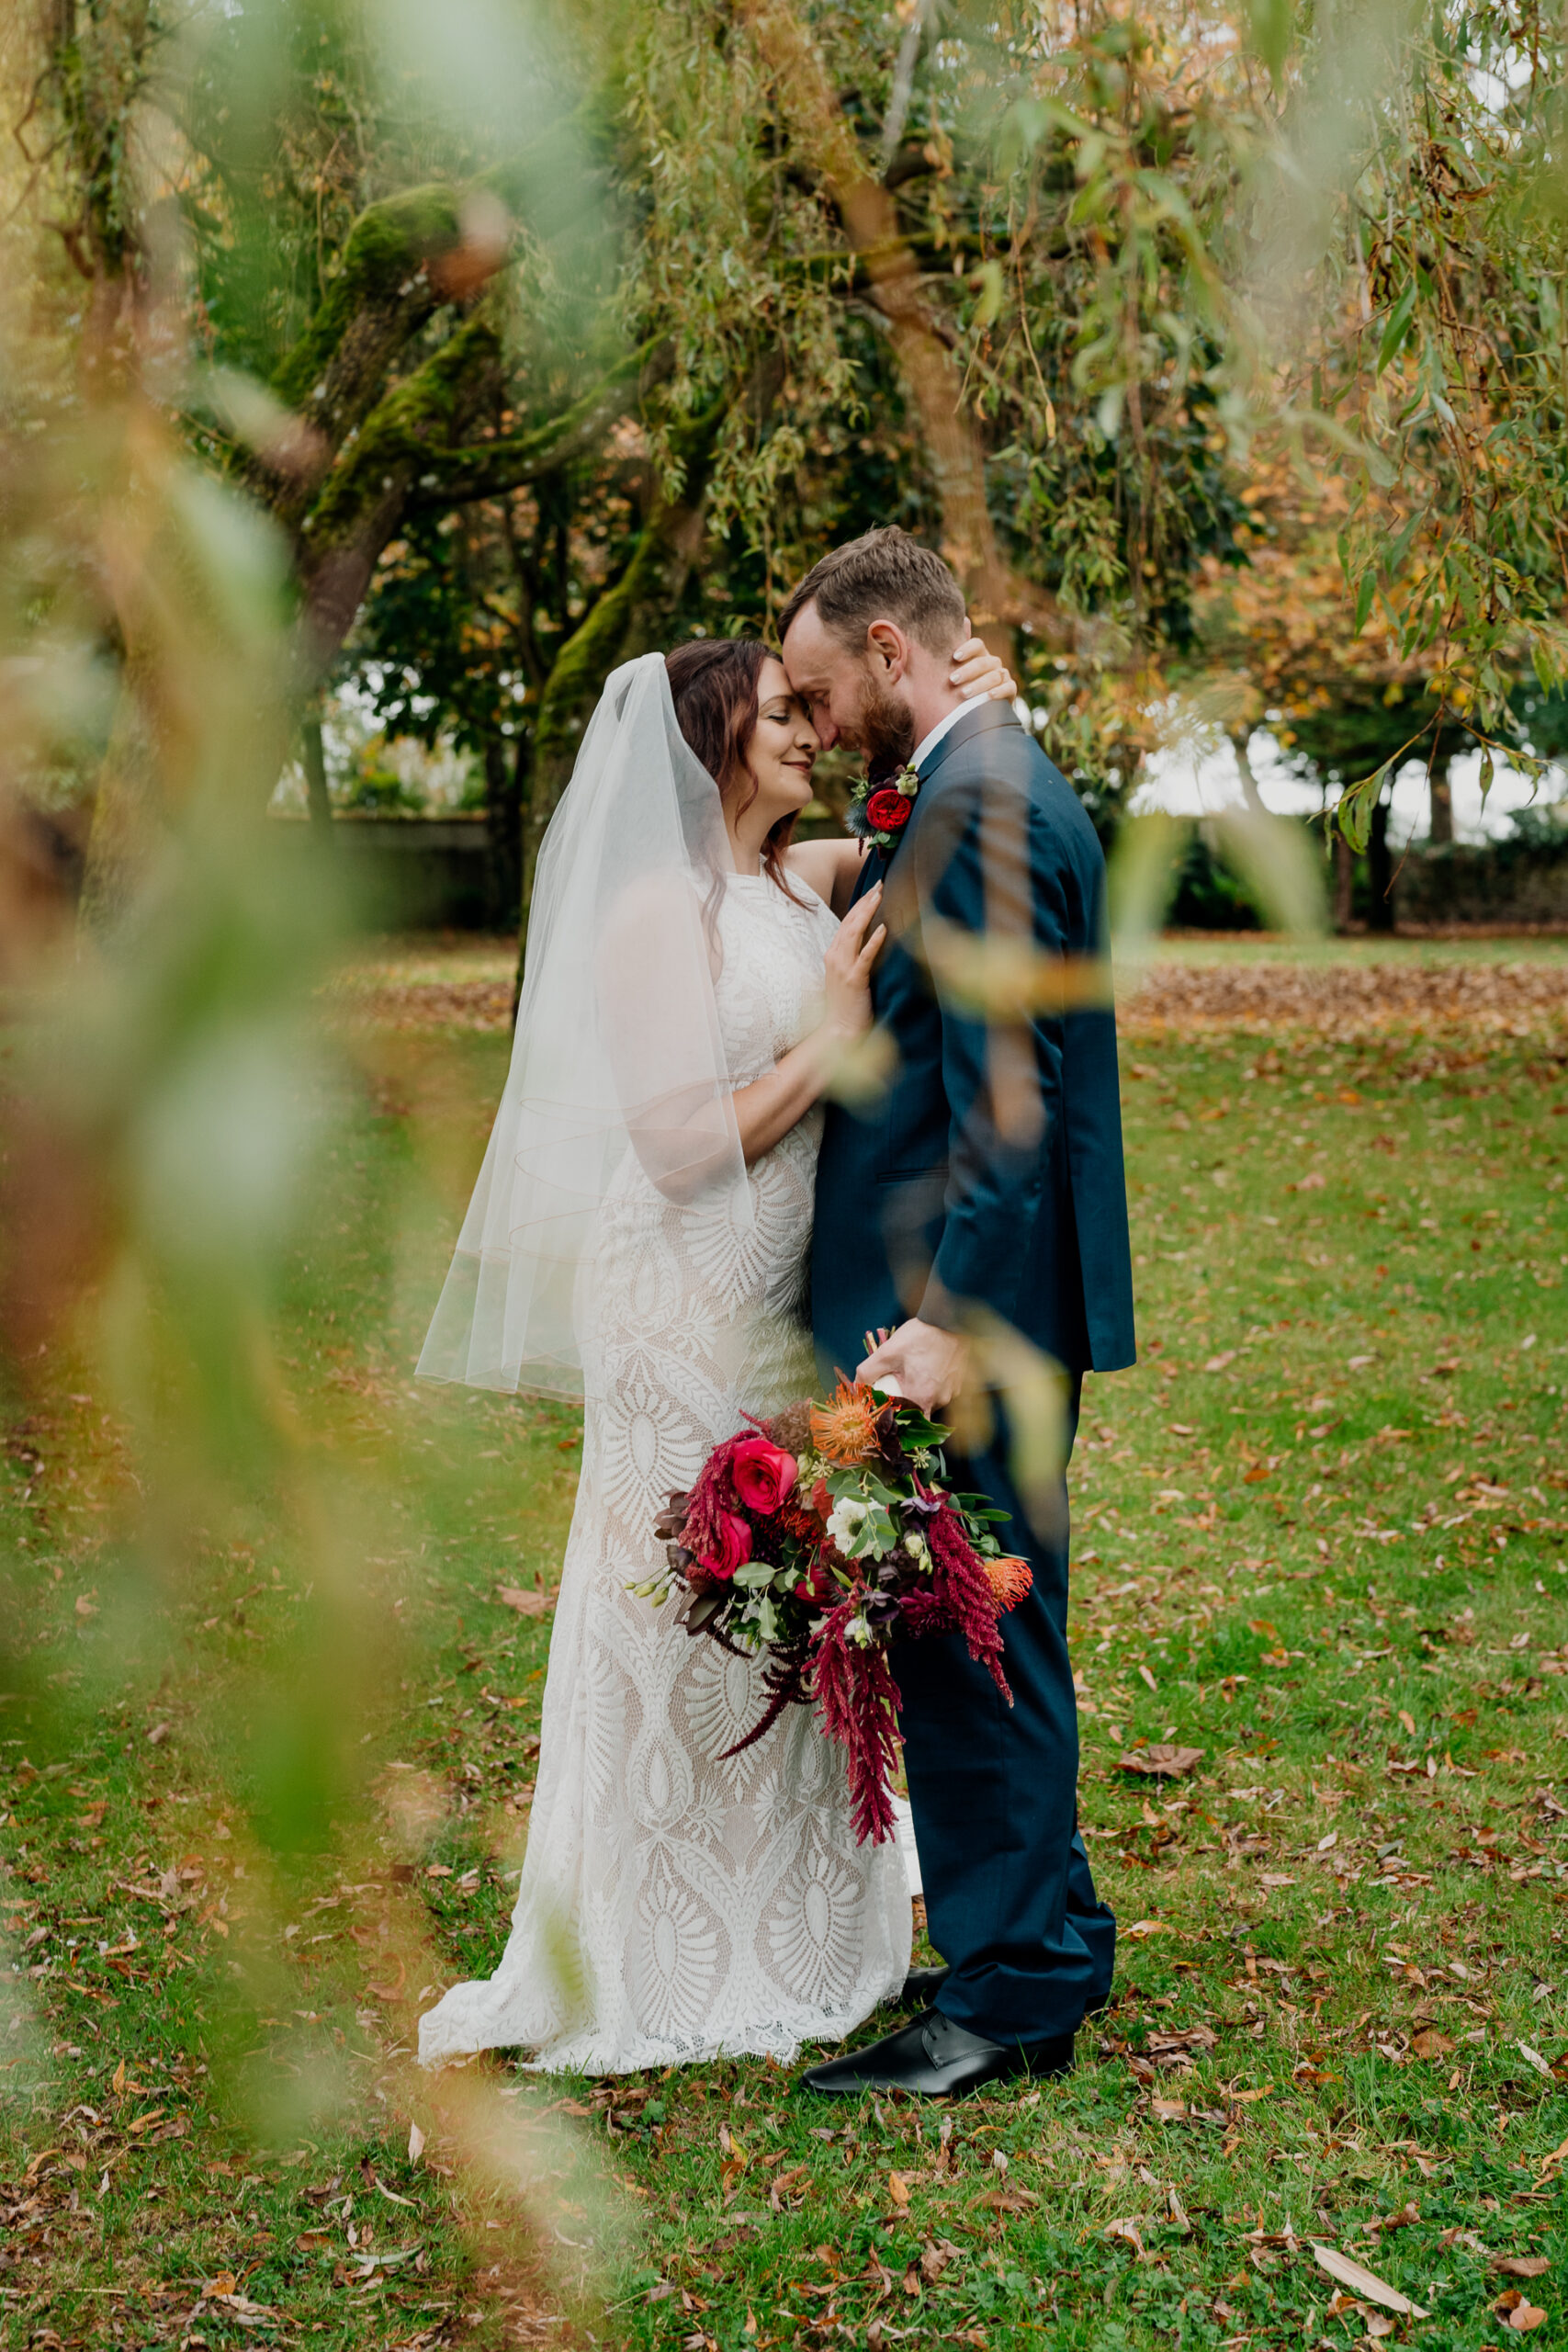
[631,1383,1032,1843]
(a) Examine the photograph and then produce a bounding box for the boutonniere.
[846,762,919,852]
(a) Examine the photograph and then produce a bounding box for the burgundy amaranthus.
[812,1597,906,1845]
[926,1503,1012,1702]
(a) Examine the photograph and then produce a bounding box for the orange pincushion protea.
[808,1379,884,1466]
[984,1555,1032,1611]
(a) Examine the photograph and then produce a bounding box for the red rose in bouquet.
[730,1435,797,1514]
[864,786,912,834]
[699,1509,752,1580]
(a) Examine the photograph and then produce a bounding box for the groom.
[780,528,1136,2098]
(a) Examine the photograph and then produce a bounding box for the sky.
[1130,728,1557,844]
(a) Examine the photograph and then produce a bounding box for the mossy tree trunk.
[285,299,656,687]
[73,109,652,929]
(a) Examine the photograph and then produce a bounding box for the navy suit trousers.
[896,1383,1116,2047]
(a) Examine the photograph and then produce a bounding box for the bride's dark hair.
[664,638,807,903]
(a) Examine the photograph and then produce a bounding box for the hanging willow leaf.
[1377,281,1419,376]
[1335,766,1388,854]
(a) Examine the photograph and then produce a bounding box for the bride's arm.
[601,875,885,1186]
[785,835,867,916]
[729,887,885,1163]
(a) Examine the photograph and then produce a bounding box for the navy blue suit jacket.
[810,701,1136,1383]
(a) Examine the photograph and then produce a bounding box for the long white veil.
[417,651,750,1397]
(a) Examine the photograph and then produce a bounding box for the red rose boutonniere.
[846,761,919,852]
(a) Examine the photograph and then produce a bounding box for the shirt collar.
[911,691,991,775]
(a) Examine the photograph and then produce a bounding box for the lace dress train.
[419,875,911,2075]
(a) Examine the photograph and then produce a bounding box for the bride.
[416,628,1012,2075]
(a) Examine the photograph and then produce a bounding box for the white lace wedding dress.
[419,871,911,2075]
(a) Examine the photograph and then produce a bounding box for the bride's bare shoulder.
[785,836,868,916]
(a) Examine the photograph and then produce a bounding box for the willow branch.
[406,341,666,507]
[738,0,1068,649]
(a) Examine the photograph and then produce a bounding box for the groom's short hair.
[778,526,965,657]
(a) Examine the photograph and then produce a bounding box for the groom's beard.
[857,678,918,782]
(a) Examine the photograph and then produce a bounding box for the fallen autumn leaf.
[1119,1744,1204,1778]
[1312,2245,1431,2317]
[496,1585,555,1616]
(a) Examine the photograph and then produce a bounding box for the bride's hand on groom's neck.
[949,624,1017,705]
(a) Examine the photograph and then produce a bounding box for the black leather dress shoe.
[799,2008,1075,2099]
[888,1964,950,2008]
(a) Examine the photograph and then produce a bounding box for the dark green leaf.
[1337,766,1387,853]
[1377,280,1418,375]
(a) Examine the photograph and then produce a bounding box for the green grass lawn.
[3,942,1566,2352]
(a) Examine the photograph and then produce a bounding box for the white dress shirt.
[911,691,991,774]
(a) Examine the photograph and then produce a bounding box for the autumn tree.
[13,0,1568,944]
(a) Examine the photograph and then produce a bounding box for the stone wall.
[266,810,492,928]
[260,810,1568,935]
[1393,838,1568,927]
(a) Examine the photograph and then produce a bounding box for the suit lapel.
[875,701,1025,934]
[917,698,1025,786]
[852,843,885,901]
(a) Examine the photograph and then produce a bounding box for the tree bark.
[256,116,588,526]
[288,315,654,700]
[290,308,506,685]
[261,184,468,532]
[1428,757,1454,844]
[1333,830,1355,932]
[482,733,525,931]
[1368,796,1395,932]
[301,717,334,841]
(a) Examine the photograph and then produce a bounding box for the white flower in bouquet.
[827,1493,897,1560]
